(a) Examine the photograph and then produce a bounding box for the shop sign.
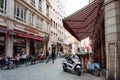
[25,27,39,34]
[13,37,25,43]
[0,30,7,33]
[17,38,25,43]
[8,31,16,35]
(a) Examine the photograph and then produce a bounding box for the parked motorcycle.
[86,60,101,77]
[62,55,82,76]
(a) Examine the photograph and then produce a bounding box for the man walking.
[51,51,55,63]
[45,50,49,63]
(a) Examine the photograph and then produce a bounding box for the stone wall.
[105,0,120,80]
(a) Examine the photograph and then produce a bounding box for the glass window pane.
[24,9,26,22]
[46,5,49,17]
[31,0,35,4]
[32,14,34,23]
[17,4,20,16]
[0,0,4,9]
[14,2,26,22]
[21,7,23,18]
[36,17,39,25]
[39,0,42,7]
[29,13,31,22]
[5,0,6,10]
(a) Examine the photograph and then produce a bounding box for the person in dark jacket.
[45,50,49,63]
[51,51,55,63]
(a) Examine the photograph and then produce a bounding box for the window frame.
[38,0,42,10]
[0,0,7,14]
[36,17,43,29]
[14,2,26,22]
[46,23,49,32]
[31,0,35,5]
[29,12,34,26]
[46,5,49,17]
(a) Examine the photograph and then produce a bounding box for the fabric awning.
[0,28,10,33]
[13,30,46,42]
[63,0,103,41]
[28,34,46,42]
[0,28,46,42]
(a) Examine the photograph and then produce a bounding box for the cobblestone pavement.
[0,59,104,80]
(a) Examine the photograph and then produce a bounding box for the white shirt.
[21,54,27,59]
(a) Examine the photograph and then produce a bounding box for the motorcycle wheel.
[94,68,100,77]
[76,68,81,76]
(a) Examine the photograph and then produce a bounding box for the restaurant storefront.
[0,28,9,56]
[29,39,35,56]
[36,40,43,54]
[29,39,43,56]
[13,36,26,57]
[14,30,46,56]
[0,27,46,57]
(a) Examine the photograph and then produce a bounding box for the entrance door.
[0,34,5,55]
[30,39,35,55]
[0,45,5,55]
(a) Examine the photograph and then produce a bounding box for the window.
[14,3,26,22]
[38,0,42,10]
[46,5,49,17]
[46,23,49,32]
[36,17,43,29]
[29,12,34,26]
[31,0,35,4]
[0,0,7,14]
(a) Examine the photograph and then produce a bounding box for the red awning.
[0,28,46,42]
[12,30,29,38]
[13,30,46,42]
[28,34,46,42]
[63,0,103,41]
[0,28,10,33]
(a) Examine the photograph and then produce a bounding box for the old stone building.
[63,0,120,80]
[0,0,50,57]
[105,0,120,79]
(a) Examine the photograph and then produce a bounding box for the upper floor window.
[46,5,49,17]
[46,23,49,32]
[29,12,34,26]
[0,0,7,14]
[14,3,26,22]
[31,0,35,5]
[38,0,42,10]
[36,17,43,29]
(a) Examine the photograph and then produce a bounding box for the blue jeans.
[46,56,49,63]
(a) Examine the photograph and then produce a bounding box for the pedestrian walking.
[51,52,55,63]
[45,50,49,63]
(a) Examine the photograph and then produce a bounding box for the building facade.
[104,0,120,80]
[89,0,120,79]
[67,34,79,54]
[49,0,68,54]
[0,0,51,57]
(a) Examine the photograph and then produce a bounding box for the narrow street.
[0,59,104,80]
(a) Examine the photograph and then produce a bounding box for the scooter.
[86,60,101,77]
[62,55,82,76]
